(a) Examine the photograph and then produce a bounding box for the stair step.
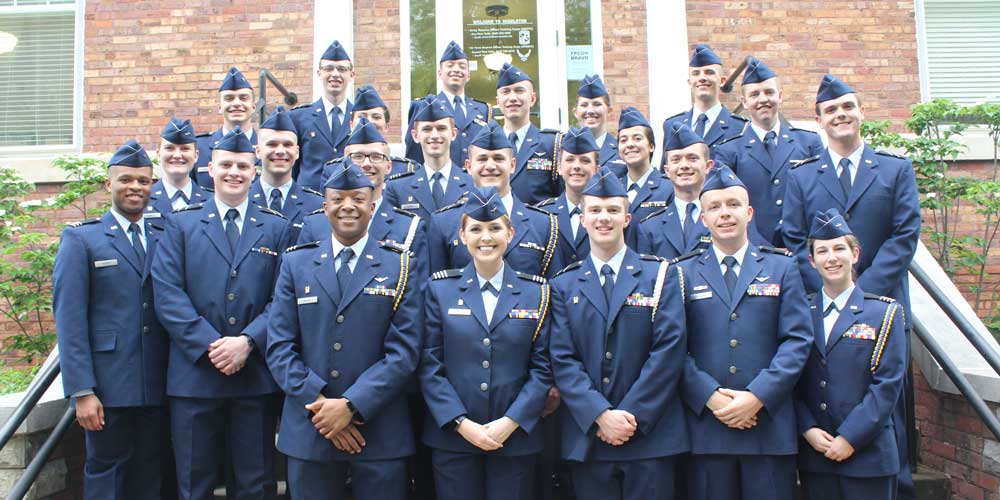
[213,481,288,499]
[915,467,952,500]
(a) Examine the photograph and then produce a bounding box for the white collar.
[222,125,254,141]
[214,196,249,222]
[589,245,628,277]
[822,284,855,314]
[109,207,144,236]
[330,233,370,262]
[828,143,865,171]
[692,102,723,124]
[323,96,349,118]
[750,121,781,142]
[504,123,531,143]
[441,89,465,106]
[424,161,453,180]
[500,192,515,216]
[712,239,750,268]
[161,177,192,200]
[594,132,608,148]
[673,197,701,218]
[626,167,653,189]
[259,178,293,201]
[477,263,505,293]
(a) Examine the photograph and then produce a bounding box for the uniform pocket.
[92,331,117,352]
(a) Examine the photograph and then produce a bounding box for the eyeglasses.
[320,65,353,74]
[348,152,388,164]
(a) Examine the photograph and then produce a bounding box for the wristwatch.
[346,399,358,415]
[453,415,467,431]
[242,334,255,351]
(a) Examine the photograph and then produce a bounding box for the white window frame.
[0,0,85,156]
[644,0,692,165]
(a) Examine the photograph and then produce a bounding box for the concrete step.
[915,467,952,500]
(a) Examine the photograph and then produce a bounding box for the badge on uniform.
[746,283,780,296]
[639,201,667,209]
[448,308,472,316]
[401,203,420,210]
[252,246,278,257]
[691,291,713,301]
[519,241,545,252]
[297,296,318,305]
[143,212,162,219]
[509,308,541,320]
[699,235,712,243]
[844,324,877,340]
[625,293,656,307]
[197,166,209,172]
[94,259,118,268]
[526,157,554,171]
[363,285,397,297]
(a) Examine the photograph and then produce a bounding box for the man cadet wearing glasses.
[344,84,419,178]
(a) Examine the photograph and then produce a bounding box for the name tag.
[746,283,781,297]
[94,259,118,268]
[691,291,713,301]
[143,212,162,219]
[292,223,303,228]
[448,308,472,316]
[197,166,209,172]
[297,296,318,305]
[401,203,421,210]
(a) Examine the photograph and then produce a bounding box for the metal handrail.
[0,354,60,451]
[720,55,751,94]
[256,69,299,126]
[5,406,76,500]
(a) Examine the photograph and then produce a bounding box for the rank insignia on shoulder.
[640,208,668,223]
[875,150,906,160]
[436,198,467,213]
[308,207,325,215]
[174,203,204,213]
[301,187,323,197]
[670,248,705,264]
[864,293,896,303]
[381,241,407,253]
[432,268,463,280]
[843,324,877,340]
[746,283,781,296]
[286,241,320,253]
[790,156,820,169]
[639,201,667,209]
[639,254,665,262]
[554,260,583,277]
[258,207,288,219]
[509,308,541,320]
[515,271,546,284]
[68,218,100,227]
[534,197,557,208]
[759,246,793,257]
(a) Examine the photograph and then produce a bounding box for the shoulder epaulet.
[202,186,215,193]
[67,217,100,228]
[300,187,323,198]
[666,111,685,120]
[789,156,820,169]
[174,202,204,213]
[387,170,417,182]
[468,96,488,106]
[640,207,669,223]
[324,156,346,166]
[729,114,748,122]
[670,248,705,265]
[147,222,165,231]
[431,268,463,280]
[291,103,311,111]
[196,132,212,138]
[553,260,583,278]
[716,133,744,147]
[381,241,407,253]
[807,292,817,301]
[640,254,665,262]
[864,292,896,303]
[257,206,288,219]
[875,150,907,160]
[523,204,552,216]
[534,197,557,208]
[515,271,547,284]
[759,245,793,257]
[392,206,418,218]
[285,241,320,253]
[435,197,468,214]
[308,207,324,216]
[788,126,820,136]
[391,155,408,163]
[539,128,559,135]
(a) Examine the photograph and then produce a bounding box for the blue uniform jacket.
[290,98,354,190]
[678,246,812,455]
[384,166,474,222]
[419,264,552,456]
[54,212,168,407]
[145,180,209,219]
[535,193,591,265]
[635,203,712,261]
[427,196,562,278]
[782,146,921,325]
[151,199,289,398]
[796,288,906,478]
[622,172,676,228]
[319,156,420,189]
[192,128,259,189]
[266,239,423,461]
[510,125,560,206]
[658,106,747,168]
[713,125,824,246]
[404,92,491,167]
[248,179,324,245]
[549,251,689,462]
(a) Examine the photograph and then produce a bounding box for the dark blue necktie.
[508,132,519,155]
[337,247,354,291]
[482,281,499,297]
[764,130,777,158]
[601,264,615,305]
[431,172,445,209]
[722,256,738,297]
[683,203,697,248]
[694,113,708,138]
[838,158,853,198]
[128,223,145,266]
[453,95,467,128]
[330,107,342,144]
[268,189,283,212]
[224,209,240,254]
[171,190,189,204]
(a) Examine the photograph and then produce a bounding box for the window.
[0,0,79,149]
[921,0,1000,104]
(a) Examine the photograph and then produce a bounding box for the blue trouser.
[570,456,676,500]
[83,405,169,500]
[431,448,537,500]
[170,395,279,500]
[800,471,897,500]
[685,454,797,500]
[286,456,408,500]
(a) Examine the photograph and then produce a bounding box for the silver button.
[729,366,737,374]
[605,352,613,360]
[819,380,827,388]
[602,377,610,385]
[336,315,345,324]
[142,302,149,310]
[729,339,738,348]
[776,199,783,206]
[820,402,827,411]
[483,338,491,346]
[330,370,340,378]
[143,326,149,333]
[334,342,342,351]
[773,178,780,185]
[730,313,738,321]
[227,293,235,301]
[230,269,237,278]
[482,360,490,369]
[228,317,237,325]
[480,383,488,391]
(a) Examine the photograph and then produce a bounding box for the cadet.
[713,57,823,246]
[617,106,675,224]
[54,140,170,500]
[404,41,490,167]
[346,85,418,178]
[193,67,258,189]
[573,75,622,175]
[249,110,323,244]
[796,209,906,500]
[419,186,552,500]
[147,118,209,218]
[536,126,601,265]
[676,165,812,500]
[496,63,560,205]
[782,73,921,500]
[659,44,746,169]
[152,128,289,500]
[427,121,561,278]
[636,123,712,260]
[266,161,423,500]
[292,40,355,191]
[548,166,688,500]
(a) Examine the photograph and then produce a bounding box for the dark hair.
[575,94,612,107]
[353,106,391,124]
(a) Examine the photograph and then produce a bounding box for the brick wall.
[354,0,404,140]
[83,0,316,154]
[600,0,650,131]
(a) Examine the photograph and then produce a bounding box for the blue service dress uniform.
[622,172,675,224]
[384,165,474,222]
[635,202,712,260]
[151,199,290,500]
[290,99,354,190]
[248,179,324,245]
[266,238,423,500]
[427,197,562,278]
[676,246,812,500]
[420,264,552,500]
[191,128,259,189]
[145,180,209,218]
[713,125,824,246]
[658,107,747,168]
[404,92,491,167]
[796,289,907,500]
[54,212,170,500]
[510,126,561,206]
[535,194,591,265]
[549,251,689,500]
[319,155,420,189]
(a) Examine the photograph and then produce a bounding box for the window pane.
[410,0,437,101]
[564,0,592,120]
[924,0,1000,104]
